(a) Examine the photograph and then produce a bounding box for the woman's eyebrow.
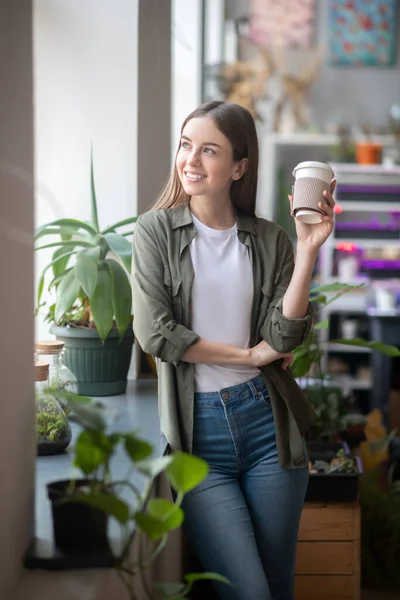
[181,135,222,149]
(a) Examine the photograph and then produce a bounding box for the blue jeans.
[182,375,309,600]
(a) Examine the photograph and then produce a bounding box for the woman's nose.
[187,149,201,166]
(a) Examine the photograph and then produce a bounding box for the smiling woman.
[131,99,337,600]
[153,101,259,216]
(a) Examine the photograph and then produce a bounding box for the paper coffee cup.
[292,161,334,224]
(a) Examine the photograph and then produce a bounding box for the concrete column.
[0,0,36,596]
[137,0,172,214]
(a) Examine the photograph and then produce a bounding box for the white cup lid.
[292,161,334,177]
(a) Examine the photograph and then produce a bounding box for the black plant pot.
[306,449,362,502]
[47,479,110,554]
[50,324,134,396]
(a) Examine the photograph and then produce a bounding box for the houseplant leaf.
[75,248,100,298]
[71,491,130,524]
[331,338,400,357]
[51,247,77,278]
[135,512,172,541]
[104,233,132,272]
[101,216,137,234]
[107,258,132,337]
[123,433,153,462]
[184,572,230,585]
[310,282,363,295]
[74,430,114,474]
[147,498,184,530]
[314,319,329,330]
[90,148,100,231]
[35,218,98,238]
[165,452,208,494]
[136,456,174,478]
[36,240,95,252]
[90,266,113,341]
[55,268,81,322]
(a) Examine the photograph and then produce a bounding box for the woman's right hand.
[248,340,294,370]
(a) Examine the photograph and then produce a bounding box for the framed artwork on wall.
[249,0,316,48]
[328,0,397,66]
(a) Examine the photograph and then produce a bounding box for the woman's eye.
[181,141,190,149]
[204,147,215,155]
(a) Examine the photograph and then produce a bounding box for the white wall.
[171,0,203,156]
[34,0,139,342]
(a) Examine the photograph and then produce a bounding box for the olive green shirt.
[131,203,315,468]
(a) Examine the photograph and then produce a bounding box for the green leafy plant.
[36,411,70,442]
[52,390,229,600]
[35,395,71,443]
[35,151,137,342]
[292,282,400,441]
[310,448,359,474]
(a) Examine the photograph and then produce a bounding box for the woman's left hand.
[289,180,336,251]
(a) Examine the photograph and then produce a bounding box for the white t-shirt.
[189,213,260,392]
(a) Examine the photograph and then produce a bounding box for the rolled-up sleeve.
[260,230,313,353]
[131,218,199,366]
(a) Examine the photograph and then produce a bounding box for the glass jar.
[35,361,72,456]
[35,340,78,408]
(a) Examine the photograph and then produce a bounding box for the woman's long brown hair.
[151,101,259,217]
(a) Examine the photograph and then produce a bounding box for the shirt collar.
[171,203,257,235]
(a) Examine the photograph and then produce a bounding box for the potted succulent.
[45,390,229,600]
[35,153,137,396]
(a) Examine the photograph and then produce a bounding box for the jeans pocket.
[256,388,271,408]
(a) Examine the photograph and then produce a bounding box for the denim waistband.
[194,374,268,404]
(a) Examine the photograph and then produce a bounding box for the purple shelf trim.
[335,223,399,230]
[361,260,400,269]
[336,185,400,194]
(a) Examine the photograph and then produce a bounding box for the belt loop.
[246,379,260,398]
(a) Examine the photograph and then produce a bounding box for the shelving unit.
[317,164,400,412]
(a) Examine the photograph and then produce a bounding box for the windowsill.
[24,379,161,571]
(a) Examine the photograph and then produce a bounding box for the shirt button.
[154,323,160,330]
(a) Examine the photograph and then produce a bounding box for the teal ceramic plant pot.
[50,324,134,397]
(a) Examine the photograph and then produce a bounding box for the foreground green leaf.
[135,512,171,541]
[123,433,153,462]
[147,498,184,530]
[136,456,174,478]
[166,452,208,494]
[71,491,130,524]
[74,430,111,475]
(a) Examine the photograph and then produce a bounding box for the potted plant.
[292,281,400,448]
[35,152,137,396]
[47,390,229,599]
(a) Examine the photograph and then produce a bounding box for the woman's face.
[176,116,246,199]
